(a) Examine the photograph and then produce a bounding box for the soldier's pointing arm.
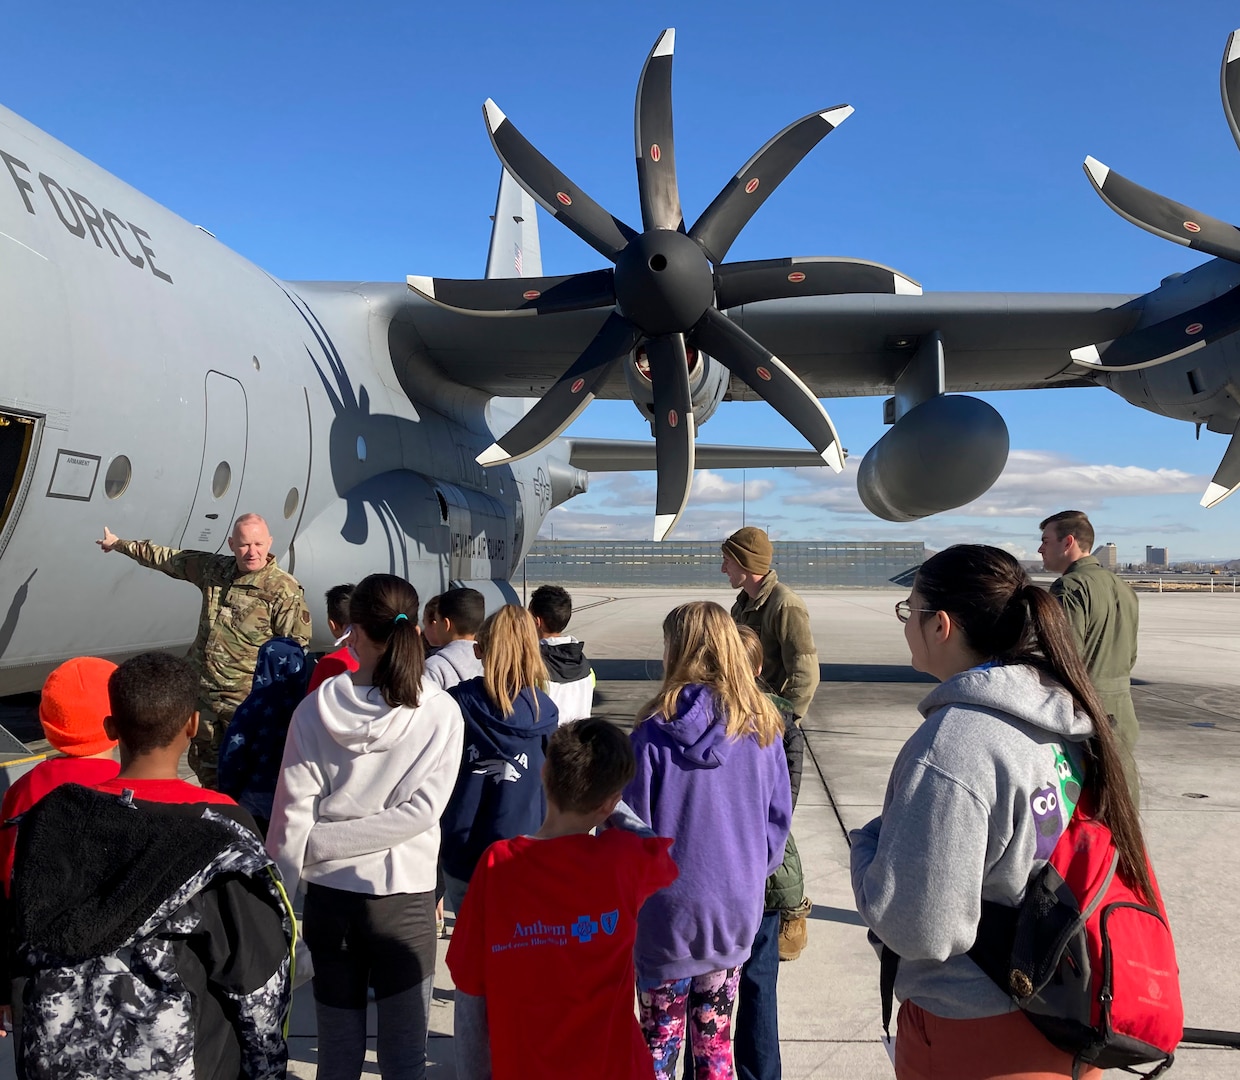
[107,536,209,586]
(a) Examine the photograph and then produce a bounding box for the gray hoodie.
[850,663,1092,1019]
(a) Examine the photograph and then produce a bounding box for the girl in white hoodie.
[267,573,464,1080]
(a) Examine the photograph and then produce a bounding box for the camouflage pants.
[188,703,233,791]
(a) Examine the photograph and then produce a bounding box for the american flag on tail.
[514,243,523,275]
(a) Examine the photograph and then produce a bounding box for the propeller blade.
[1221,30,1240,152]
[1202,418,1240,507]
[483,99,639,261]
[647,333,696,541]
[476,312,641,466]
[693,307,844,472]
[689,106,853,264]
[1070,283,1240,372]
[714,256,921,309]
[406,269,615,317]
[1082,156,1240,264]
[635,28,684,233]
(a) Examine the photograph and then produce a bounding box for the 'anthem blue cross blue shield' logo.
[600,910,619,935]
[571,915,599,943]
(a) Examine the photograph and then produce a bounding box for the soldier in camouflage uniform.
[98,513,311,788]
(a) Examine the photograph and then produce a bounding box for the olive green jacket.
[116,540,311,713]
[731,571,820,721]
[1050,555,1139,753]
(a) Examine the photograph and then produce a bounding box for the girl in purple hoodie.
[624,601,792,1080]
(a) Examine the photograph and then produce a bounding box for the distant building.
[1146,546,1169,568]
[1095,543,1118,570]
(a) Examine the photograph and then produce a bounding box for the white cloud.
[691,471,775,504]
[783,449,1207,520]
[961,451,1206,518]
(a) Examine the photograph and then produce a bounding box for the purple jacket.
[624,683,792,982]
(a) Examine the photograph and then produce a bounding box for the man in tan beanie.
[721,527,819,721]
[721,526,818,965]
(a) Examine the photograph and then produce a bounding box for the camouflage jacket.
[731,570,820,720]
[115,540,311,713]
[12,785,294,1080]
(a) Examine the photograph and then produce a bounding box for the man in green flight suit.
[722,526,819,963]
[1039,509,1141,802]
[97,513,311,789]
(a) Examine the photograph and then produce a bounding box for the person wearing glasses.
[851,545,1150,1079]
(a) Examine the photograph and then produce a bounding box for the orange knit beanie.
[39,657,119,757]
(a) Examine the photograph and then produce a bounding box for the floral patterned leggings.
[637,967,742,1080]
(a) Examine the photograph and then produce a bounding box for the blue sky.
[7,1,1240,560]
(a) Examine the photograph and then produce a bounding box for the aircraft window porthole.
[211,461,231,499]
[104,455,131,500]
[283,487,299,519]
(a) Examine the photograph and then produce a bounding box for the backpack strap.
[880,945,900,1038]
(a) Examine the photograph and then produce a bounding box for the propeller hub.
[613,230,714,336]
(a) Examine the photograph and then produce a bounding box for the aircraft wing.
[561,438,833,472]
[397,289,1143,399]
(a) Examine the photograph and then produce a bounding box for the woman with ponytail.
[439,605,560,912]
[267,573,464,1080]
[850,545,1151,1079]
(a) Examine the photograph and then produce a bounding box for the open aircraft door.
[180,372,248,552]
[0,410,40,563]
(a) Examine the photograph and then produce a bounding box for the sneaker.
[778,896,811,962]
[437,914,446,938]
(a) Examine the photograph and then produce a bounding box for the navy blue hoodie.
[441,679,559,882]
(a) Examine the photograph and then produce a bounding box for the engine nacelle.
[858,395,1009,522]
[624,345,729,430]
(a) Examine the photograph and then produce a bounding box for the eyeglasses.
[894,600,938,623]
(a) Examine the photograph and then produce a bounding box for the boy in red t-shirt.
[96,653,256,830]
[0,657,121,894]
[305,583,358,696]
[447,717,677,1080]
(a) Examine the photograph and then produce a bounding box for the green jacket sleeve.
[1053,578,1090,655]
[115,539,209,587]
[774,601,820,720]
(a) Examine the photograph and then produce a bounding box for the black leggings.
[304,884,437,1079]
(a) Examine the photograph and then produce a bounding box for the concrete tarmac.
[8,587,1240,1077]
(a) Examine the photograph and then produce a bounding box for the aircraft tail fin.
[485,168,542,279]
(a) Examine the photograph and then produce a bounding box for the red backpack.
[882,798,1183,1079]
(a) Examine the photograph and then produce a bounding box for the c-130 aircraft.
[1,28,1239,693]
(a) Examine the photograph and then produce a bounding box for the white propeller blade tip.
[1201,481,1236,508]
[823,443,845,473]
[653,514,678,542]
[406,275,435,300]
[483,99,507,132]
[893,273,922,296]
[821,105,854,128]
[653,28,675,57]
[1070,344,1102,366]
[1083,156,1110,188]
[1228,31,1240,64]
[476,443,512,467]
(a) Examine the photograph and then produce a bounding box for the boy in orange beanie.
[0,657,120,893]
